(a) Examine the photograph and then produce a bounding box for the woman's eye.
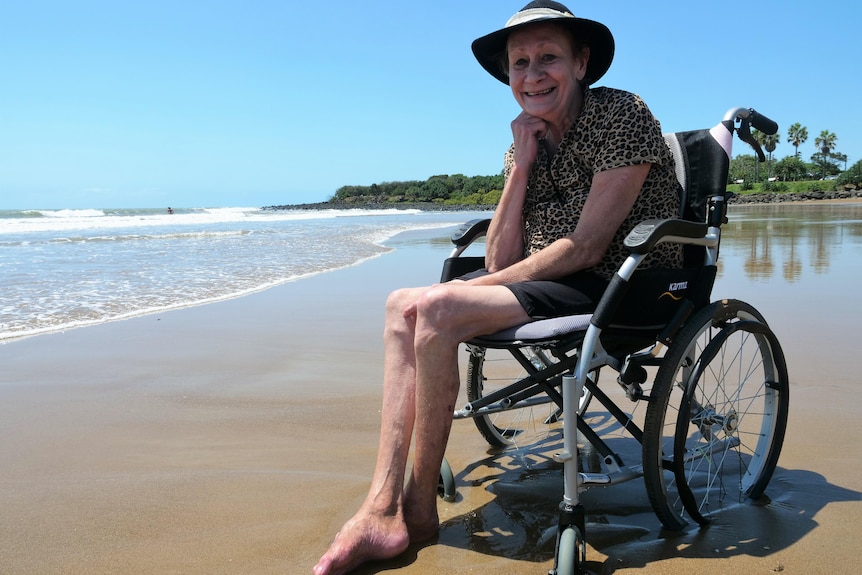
[513,58,528,68]
[541,54,558,64]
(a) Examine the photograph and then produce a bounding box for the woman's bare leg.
[313,283,529,575]
[401,321,460,542]
[313,287,425,575]
[403,283,530,540]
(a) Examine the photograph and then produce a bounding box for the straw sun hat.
[471,0,615,86]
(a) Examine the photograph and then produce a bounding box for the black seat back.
[664,128,732,223]
[663,127,732,267]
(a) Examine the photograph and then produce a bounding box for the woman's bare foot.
[313,510,410,575]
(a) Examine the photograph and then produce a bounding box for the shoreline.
[0,246,398,345]
[0,213,493,345]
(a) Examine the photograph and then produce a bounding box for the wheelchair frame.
[438,108,790,575]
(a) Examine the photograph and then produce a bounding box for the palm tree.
[752,130,780,181]
[816,130,838,156]
[787,123,808,158]
[814,130,838,178]
[764,133,779,179]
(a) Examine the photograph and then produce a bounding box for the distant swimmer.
[167,207,174,214]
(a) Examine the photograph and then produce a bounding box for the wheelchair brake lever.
[737,119,766,162]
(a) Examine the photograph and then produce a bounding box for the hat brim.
[471,17,614,86]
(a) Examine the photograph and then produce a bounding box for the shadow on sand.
[437,431,859,574]
[352,421,859,574]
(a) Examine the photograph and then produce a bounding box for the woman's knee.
[414,285,461,334]
[387,284,469,342]
[386,287,410,313]
[384,286,427,341]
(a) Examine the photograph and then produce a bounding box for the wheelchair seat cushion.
[468,313,593,346]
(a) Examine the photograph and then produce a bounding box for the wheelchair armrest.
[450,218,491,247]
[624,219,709,254]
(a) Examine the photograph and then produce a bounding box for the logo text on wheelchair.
[659,281,689,301]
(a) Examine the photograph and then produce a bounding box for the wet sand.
[1,226,859,574]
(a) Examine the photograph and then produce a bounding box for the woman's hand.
[511,111,548,170]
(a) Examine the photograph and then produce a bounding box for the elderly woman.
[313,2,681,574]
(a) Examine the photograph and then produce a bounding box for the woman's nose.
[525,60,546,82]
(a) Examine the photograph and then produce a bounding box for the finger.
[402,302,417,320]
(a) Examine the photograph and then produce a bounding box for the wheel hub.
[721,409,739,434]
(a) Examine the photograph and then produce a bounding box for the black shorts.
[459,269,609,320]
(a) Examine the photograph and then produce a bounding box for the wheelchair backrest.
[664,127,732,268]
[663,129,731,224]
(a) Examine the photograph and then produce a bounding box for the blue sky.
[1,0,859,209]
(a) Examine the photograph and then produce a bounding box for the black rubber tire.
[554,526,584,575]
[642,299,786,530]
[673,309,789,525]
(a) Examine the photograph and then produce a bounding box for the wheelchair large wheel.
[466,346,593,449]
[673,308,789,525]
[642,299,788,530]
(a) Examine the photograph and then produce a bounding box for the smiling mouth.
[526,87,555,96]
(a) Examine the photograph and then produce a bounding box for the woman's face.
[507,23,589,129]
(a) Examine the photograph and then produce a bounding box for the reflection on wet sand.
[721,203,862,282]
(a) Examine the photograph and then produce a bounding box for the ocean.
[0,207,491,342]
[2,202,861,344]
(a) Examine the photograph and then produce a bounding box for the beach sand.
[1,226,859,574]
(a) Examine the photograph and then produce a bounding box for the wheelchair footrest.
[578,472,611,485]
[576,467,643,489]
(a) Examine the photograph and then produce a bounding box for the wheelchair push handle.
[748,109,778,135]
[724,107,778,162]
[724,107,778,135]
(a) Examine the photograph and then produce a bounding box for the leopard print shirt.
[503,87,683,280]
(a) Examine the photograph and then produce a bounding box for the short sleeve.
[591,92,669,174]
[503,144,515,184]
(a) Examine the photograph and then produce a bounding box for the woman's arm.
[483,161,528,272]
[484,112,548,272]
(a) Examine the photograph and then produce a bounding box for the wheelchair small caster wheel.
[553,526,586,575]
[438,457,456,502]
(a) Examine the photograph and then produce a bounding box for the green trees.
[815,130,838,156]
[330,173,505,205]
[773,156,808,182]
[835,153,848,171]
[837,160,862,186]
[334,120,852,205]
[731,122,848,186]
[729,154,758,187]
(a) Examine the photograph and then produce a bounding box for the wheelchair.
[436,107,790,575]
